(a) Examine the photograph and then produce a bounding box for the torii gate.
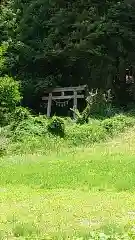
[42,85,88,118]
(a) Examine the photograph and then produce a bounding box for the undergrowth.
[0,113,135,156]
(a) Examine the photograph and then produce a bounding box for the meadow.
[1,114,135,239]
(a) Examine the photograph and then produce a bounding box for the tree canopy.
[1,0,135,109]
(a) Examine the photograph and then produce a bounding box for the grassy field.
[1,124,135,239]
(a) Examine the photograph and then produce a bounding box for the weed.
[13,222,39,238]
[0,136,8,156]
[101,114,135,134]
[47,116,65,137]
[0,113,135,156]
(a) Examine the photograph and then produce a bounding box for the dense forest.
[1,0,135,112]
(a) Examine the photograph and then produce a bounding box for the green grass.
[1,140,135,191]
[0,186,135,239]
[1,114,135,238]
[1,126,135,238]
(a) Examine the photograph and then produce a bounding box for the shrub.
[87,89,113,117]
[13,107,31,121]
[76,104,91,124]
[47,116,65,137]
[101,115,135,133]
[10,116,48,141]
[0,42,8,76]
[0,75,21,126]
[0,75,21,110]
[73,89,114,125]
[66,123,106,146]
[0,110,11,127]
[9,106,32,131]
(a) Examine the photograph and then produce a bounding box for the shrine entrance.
[42,85,88,118]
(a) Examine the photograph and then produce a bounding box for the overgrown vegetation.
[0,112,135,157]
[1,0,135,238]
[47,116,65,137]
[0,75,21,126]
[0,88,135,238]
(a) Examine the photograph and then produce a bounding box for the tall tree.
[1,0,135,108]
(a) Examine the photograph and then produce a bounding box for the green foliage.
[13,222,39,238]
[73,90,98,125]
[0,136,8,156]
[9,116,48,141]
[0,113,135,238]
[1,0,135,108]
[1,121,135,237]
[75,89,113,125]
[0,75,21,110]
[66,123,107,146]
[76,104,91,125]
[0,75,21,126]
[0,1,16,44]
[47,116,65,137]
[71,232,134,240]
[12,106,31,124]
[101,115,135,134]
[0,42,8,76]
[0,112,135,156]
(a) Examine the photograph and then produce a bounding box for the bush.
[10,106,32,130]
[9,107,32,132]
[47,116,65,137]
[66,123,106,146]
[0,75,21,110]
[87,89,113,117]
[0,111,11,127]
[0,75,21,126]
[1,113,135,156]
[10,116,48,141]
[0,43,8,76]
[73,89,114,125]
[75,105,90,125]
[101,114,135,133]
[13,107,31,121]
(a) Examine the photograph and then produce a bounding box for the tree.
[0,75,21,125]
[1,0,135,109]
